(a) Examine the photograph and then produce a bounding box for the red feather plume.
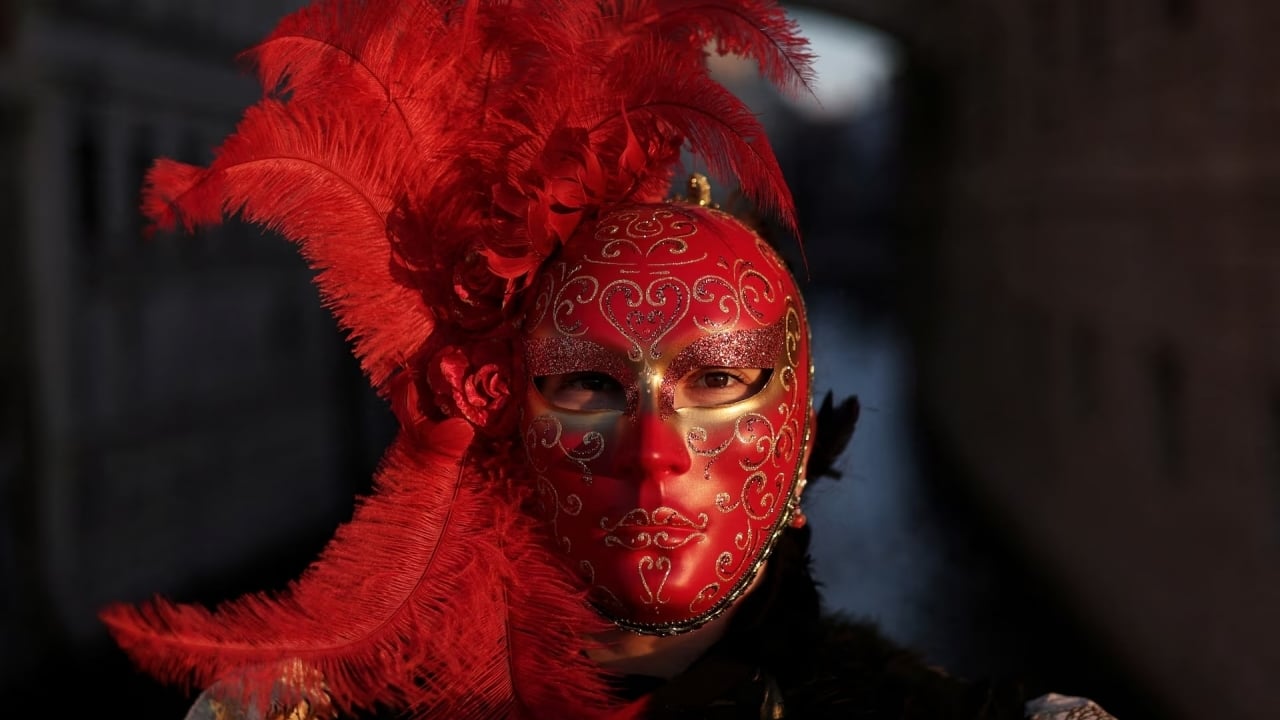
[103,421,618,717]
[101,1,813,717]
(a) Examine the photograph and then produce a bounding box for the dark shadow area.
[905,412,1178,720]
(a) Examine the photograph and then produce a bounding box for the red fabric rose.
[538,127,604,211]
[426,340,519,434]
[485,184,547,281]
[451,248,511,332]
[387,363,448,449]
[483,126,611,283]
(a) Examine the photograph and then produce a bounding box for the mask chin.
[595,487,805,637]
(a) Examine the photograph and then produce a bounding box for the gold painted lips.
[599,506,710,532]
[599,507,710,550]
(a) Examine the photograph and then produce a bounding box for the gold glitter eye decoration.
[536,372,628,411]
[673,368,771,409]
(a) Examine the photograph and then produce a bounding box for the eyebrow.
[525,336,633,383]
[664,322,786,383]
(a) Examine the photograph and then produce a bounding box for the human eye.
[674,368,770,409]
[535,371,627,411]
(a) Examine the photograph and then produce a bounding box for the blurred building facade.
[801,1,1278,719]
[0,0,385,695]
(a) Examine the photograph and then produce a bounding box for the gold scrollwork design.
[689,257,779,332]
[773,421,797,465]
[552,269,601,337]
[650,233,695,258]
[714,525,755,582]
[616,210,663,239]
[604,531,706,550]
[589,209,707,266]
[601,506,709,555]
[778,364,796,393]
[527,261,581,331]
[715,524,763,583]
[600,507,709,532]
[569,431,606,464]
[737,263,777,324]
[741,470,785,521]
[599,237,645,259]
[524,414,604,484]
[687,426,733,482]
[638,556,673,605]
[689,583,721,614]
[606,208,697,241]
[600,277,689,361]
[715,551,736,582]
[691,275,739,332]
[534,477,581,553]
[736,413,778,472]
[714,491,737,513]
[783,305,802,368]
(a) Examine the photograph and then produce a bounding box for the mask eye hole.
[674,368,771,409]
[535,372,627,411]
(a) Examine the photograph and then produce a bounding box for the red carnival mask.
[521,203,812,635]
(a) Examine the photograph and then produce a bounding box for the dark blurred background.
[2,2,1276,719]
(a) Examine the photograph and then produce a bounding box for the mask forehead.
[524,205,797,365]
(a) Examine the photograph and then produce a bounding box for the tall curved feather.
[591,69,795,233]
[246,0,471,160]
[614,0,816,97]
[143,97,432,391]
[101,421,618,718]
[100,420,479,712]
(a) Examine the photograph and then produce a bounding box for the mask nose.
[621,373,691,482]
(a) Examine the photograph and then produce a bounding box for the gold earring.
[788,477,808,528]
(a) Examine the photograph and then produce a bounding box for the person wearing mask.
[101,2,1115,718]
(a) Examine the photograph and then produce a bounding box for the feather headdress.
[99,1,813,717]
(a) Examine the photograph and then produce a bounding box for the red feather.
[138,0,809,383]
[110,1,813,716]
[610,0,816,97]
[101,422,619,718]
[142,96,432,392]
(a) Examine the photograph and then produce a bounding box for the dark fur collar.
[623,527,1030,719]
